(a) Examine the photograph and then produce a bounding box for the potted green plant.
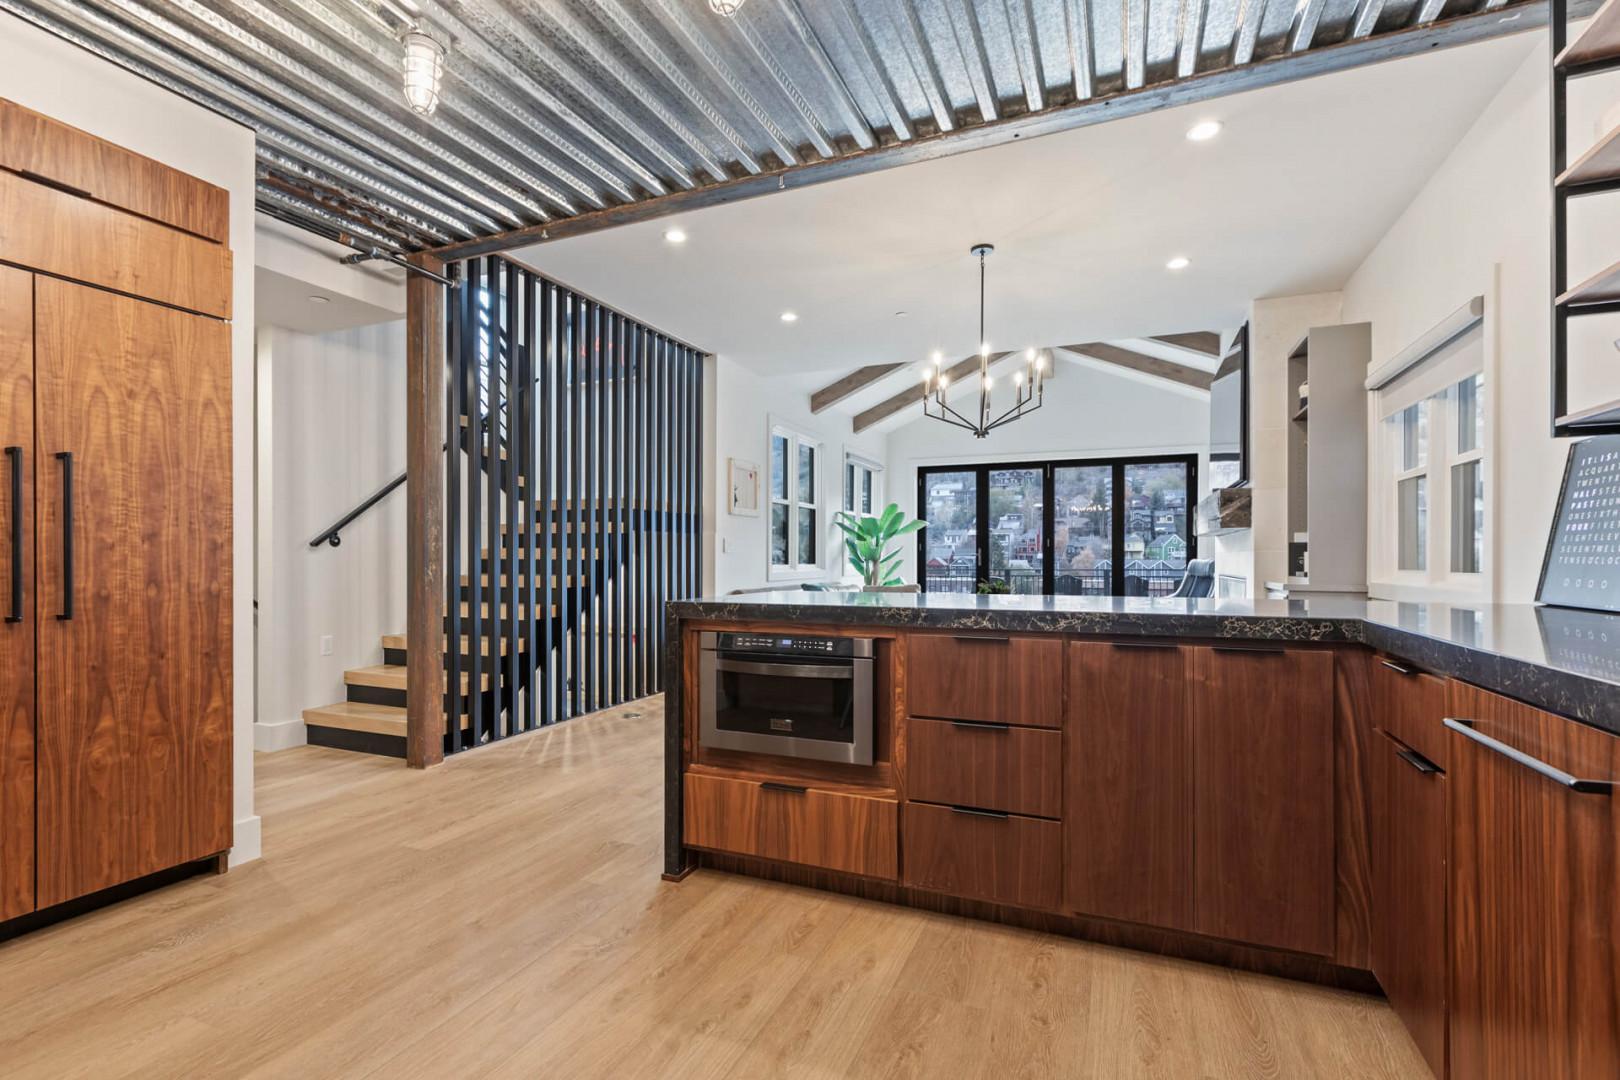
[834,503,926,589]
[977,578,1011,595]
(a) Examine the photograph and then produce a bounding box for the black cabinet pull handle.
[1111,641,1177,650]
[56,451,72,621]
[950,805,1009,819]
[950,719,1010,732]
[1444,718,1615,794]
[5,446,19,624]
[951,635,1009,644]
[1394,746,1441,775]
[1211,645,1285,654]
[1380,659,1416,676]
[759,781,807,795]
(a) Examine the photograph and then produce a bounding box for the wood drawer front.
[0,170,231,318]
[908,718,1061,818]
[902,802,1062,910]
[682,772,897,880]
[1373,659,1449,771]
[1,100,229,244]
[906,633,1062,728]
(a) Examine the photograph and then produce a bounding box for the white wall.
[257,322,408,748]
[710,356,889,595]
[0,12,261,863]
[886,359,1210,584]
[1342,32,1620,602]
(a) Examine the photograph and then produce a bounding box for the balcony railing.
[924,566,1187,597]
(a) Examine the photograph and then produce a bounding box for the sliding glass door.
[920,470,978,593]
[919,455,1197,596]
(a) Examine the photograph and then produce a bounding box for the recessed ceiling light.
[1186,120,1223,142]
[1166,256,1191,271]
[780,311,798,323]
[663,227,687,244]
[308,294,331,304]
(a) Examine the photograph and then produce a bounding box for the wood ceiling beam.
[1151,331,1221,357]
[853,350,1016,433]
[810,363,905,413]
[1061,342,1213,390]
[424,5,1566,263]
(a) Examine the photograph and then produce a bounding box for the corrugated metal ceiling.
[0,0,1552,258]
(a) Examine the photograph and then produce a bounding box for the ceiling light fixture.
[921,244,1046,439]
[1166,255,1191,271]
[780,311,798,323]
[663,227,687,244]
[708,0,747,15]
[400,28,446,117]
[1186,119,1223,142]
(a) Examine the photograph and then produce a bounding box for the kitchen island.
[663,592,1620,1079]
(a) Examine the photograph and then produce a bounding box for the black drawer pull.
[1111,641,1177,650]
[950,805,1009,819]
[5,446,19,624]
[1211,645,1284,654]
[951,635,1009,644]
[1380,659,1416,676]
[56,451,72,621]
[949,719,1010,732]
[1394,746,1441,775]
[1444,718,1615,794]
[759,781,807,795]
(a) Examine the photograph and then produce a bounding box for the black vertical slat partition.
[439,255,702,755]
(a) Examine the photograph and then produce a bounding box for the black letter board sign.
[1538,435,1620,613]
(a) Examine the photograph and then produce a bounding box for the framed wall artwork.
[728,458,760,516]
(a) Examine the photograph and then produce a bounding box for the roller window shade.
[1376,323,1484,421]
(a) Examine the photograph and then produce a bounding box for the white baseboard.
[230,814,262,866]
[254,717,307,753]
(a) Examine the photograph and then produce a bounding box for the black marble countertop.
[668,592,1620,736]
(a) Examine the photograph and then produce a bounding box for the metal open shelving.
[1553,0,1620,436]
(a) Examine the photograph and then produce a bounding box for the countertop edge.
[667,599,1620,737]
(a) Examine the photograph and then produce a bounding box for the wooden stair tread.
[382,632,526,655]
[303,701,408,737]
[345,664,482,691]
[303,700,469,736]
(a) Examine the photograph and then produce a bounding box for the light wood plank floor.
[0,697,1430,1079]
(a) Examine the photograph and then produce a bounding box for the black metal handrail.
[308,469,408,548]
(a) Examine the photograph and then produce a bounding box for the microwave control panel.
[716,633,854,657]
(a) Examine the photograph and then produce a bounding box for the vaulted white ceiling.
[512,33,1532,379]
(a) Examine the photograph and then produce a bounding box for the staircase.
[302,500,623,758]
[298,255,700,762]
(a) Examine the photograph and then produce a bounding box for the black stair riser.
[307,724,407,759]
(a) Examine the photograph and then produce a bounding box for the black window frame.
[916,452,1199,596]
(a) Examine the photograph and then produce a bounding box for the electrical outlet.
[319,635,333,656]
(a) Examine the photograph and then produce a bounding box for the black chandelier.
[922,243,1048,439]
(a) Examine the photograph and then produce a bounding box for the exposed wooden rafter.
[810,363,904,413]
[1060,342,1213,390]
[1151,331,1221,357]
[852,350,1015,433]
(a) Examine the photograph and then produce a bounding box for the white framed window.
[768,423,823,578]
[1371,320,1489,599]
[843,452,882,516]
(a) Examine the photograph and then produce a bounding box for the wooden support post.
[406,254,447,768]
